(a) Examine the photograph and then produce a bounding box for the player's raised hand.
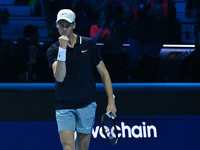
[59,35,69,49]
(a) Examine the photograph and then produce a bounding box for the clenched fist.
[59,35,69,49]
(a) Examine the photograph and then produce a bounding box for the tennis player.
[47,9,117,150]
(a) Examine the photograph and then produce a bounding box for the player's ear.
[56,23,59,28]
[73,22,76,29]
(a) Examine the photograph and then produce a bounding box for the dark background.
[0,88,200,121]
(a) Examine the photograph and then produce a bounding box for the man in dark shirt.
[47,9,117,150]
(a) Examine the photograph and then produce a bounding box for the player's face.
[56,20,75,37]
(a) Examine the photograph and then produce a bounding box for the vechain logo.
[92,122,157,139]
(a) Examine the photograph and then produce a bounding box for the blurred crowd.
[0,0,199,82]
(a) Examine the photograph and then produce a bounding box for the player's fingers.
[112,111,117,118]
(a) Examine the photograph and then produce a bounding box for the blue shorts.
[56,102,97,134]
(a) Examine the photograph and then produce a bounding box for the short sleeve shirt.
[47,35,102,109]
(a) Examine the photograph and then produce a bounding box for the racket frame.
[101,112,118,145]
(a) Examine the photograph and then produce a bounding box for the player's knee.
[63,145,74,150]
[77,134,90,150]
[78,144,89,150]
[78,141,90,150]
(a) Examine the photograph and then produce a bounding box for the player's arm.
[96,61,117,117]
[52,61,66,82]
[52,35,68,82]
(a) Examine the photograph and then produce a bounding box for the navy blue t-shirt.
[47,35,102,109]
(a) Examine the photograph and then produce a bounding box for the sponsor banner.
[0,116,199,150]
[92,121,157,139]
[90,116,200,150]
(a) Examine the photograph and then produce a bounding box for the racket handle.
[106,111,115,119]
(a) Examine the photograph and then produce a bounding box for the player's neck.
[68,33,77,48]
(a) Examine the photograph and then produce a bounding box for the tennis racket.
[101,111,118,145]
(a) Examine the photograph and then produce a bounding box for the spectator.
[0,8,9,25]
[148,0,168,21]
[0,27,11,63]
[24,43,49,82]
[89,0,116,21]
[119,0,140,24]
[185,0,200,18]
[90,9,119,45]
[0,27,13,82]
[24,43,40,81]
[185,0,200,46]
[13,25,45,82]
[138,0,170,82]
[118,6,144,80]
[0,8,23,42]
[90,10,112,43]
[119,5,144,42]
[74,11,91,37]
[166,0,176,23]
[138,0,153,24]
[144,0,171,44]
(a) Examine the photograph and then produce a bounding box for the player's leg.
[76,133,91,150]
[76,102,97,150]
[59,130,75,150]
[56,109,76,150]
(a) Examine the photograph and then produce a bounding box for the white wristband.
[57,47,66,61]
